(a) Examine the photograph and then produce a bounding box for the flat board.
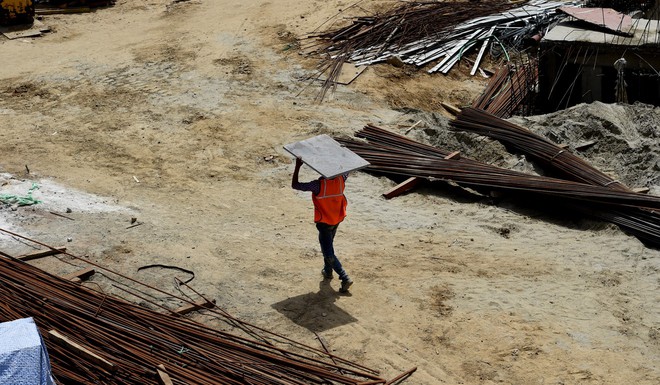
[284,134,370,179]
[0,20,50,40]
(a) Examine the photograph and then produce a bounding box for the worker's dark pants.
[316,222,349,281]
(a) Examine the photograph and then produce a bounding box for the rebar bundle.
[450,107,660,245]
[0,235,395,385]
[450,108,629,189]
[339,124,660,211]
[471,60,538,118]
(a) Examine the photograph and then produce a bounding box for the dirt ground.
[1,1,659,384]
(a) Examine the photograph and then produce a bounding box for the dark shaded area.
[586,0,659,17]
[538,41,660,112]
[272,280,357,333]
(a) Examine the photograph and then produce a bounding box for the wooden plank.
[156,364,174,385]
[575,140,597,150]
[62,267,95,283]
[18,247,66,261]
[444,151,461,160]
[284,134,370,179]
[48,330,115,372]
[174,298,216,315]
[632,187,650,194]
[383,177,421,200]
[403,120,422,134]
[441,102,461,116]
[0,20,50,39]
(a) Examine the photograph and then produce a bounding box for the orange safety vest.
[312,177,347,225]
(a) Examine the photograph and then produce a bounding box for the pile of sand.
[516,102,660,193]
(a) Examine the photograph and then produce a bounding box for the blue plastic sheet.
[0,318,55,385]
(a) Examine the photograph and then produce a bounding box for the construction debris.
[307,0,658,113]
[307,0,582,100]
[0,183,41,207]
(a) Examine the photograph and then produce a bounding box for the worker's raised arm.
[291,157,303,189]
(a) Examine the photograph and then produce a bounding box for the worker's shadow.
[271,280,357,333]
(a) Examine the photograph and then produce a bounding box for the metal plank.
[284,134,370,179]
[429,29,483,73]
[471,26,495,76]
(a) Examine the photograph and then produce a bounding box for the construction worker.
[291,157,353,293]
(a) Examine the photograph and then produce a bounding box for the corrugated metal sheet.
[559,7,634,35]
[543,17,659,45]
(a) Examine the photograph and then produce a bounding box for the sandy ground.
[1,1,659,384]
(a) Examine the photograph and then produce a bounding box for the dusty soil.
[1,1,659,384]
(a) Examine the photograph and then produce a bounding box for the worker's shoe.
[321,269,333,280]
[339,278,353,293]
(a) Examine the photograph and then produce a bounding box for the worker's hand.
[291,157,303,187]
